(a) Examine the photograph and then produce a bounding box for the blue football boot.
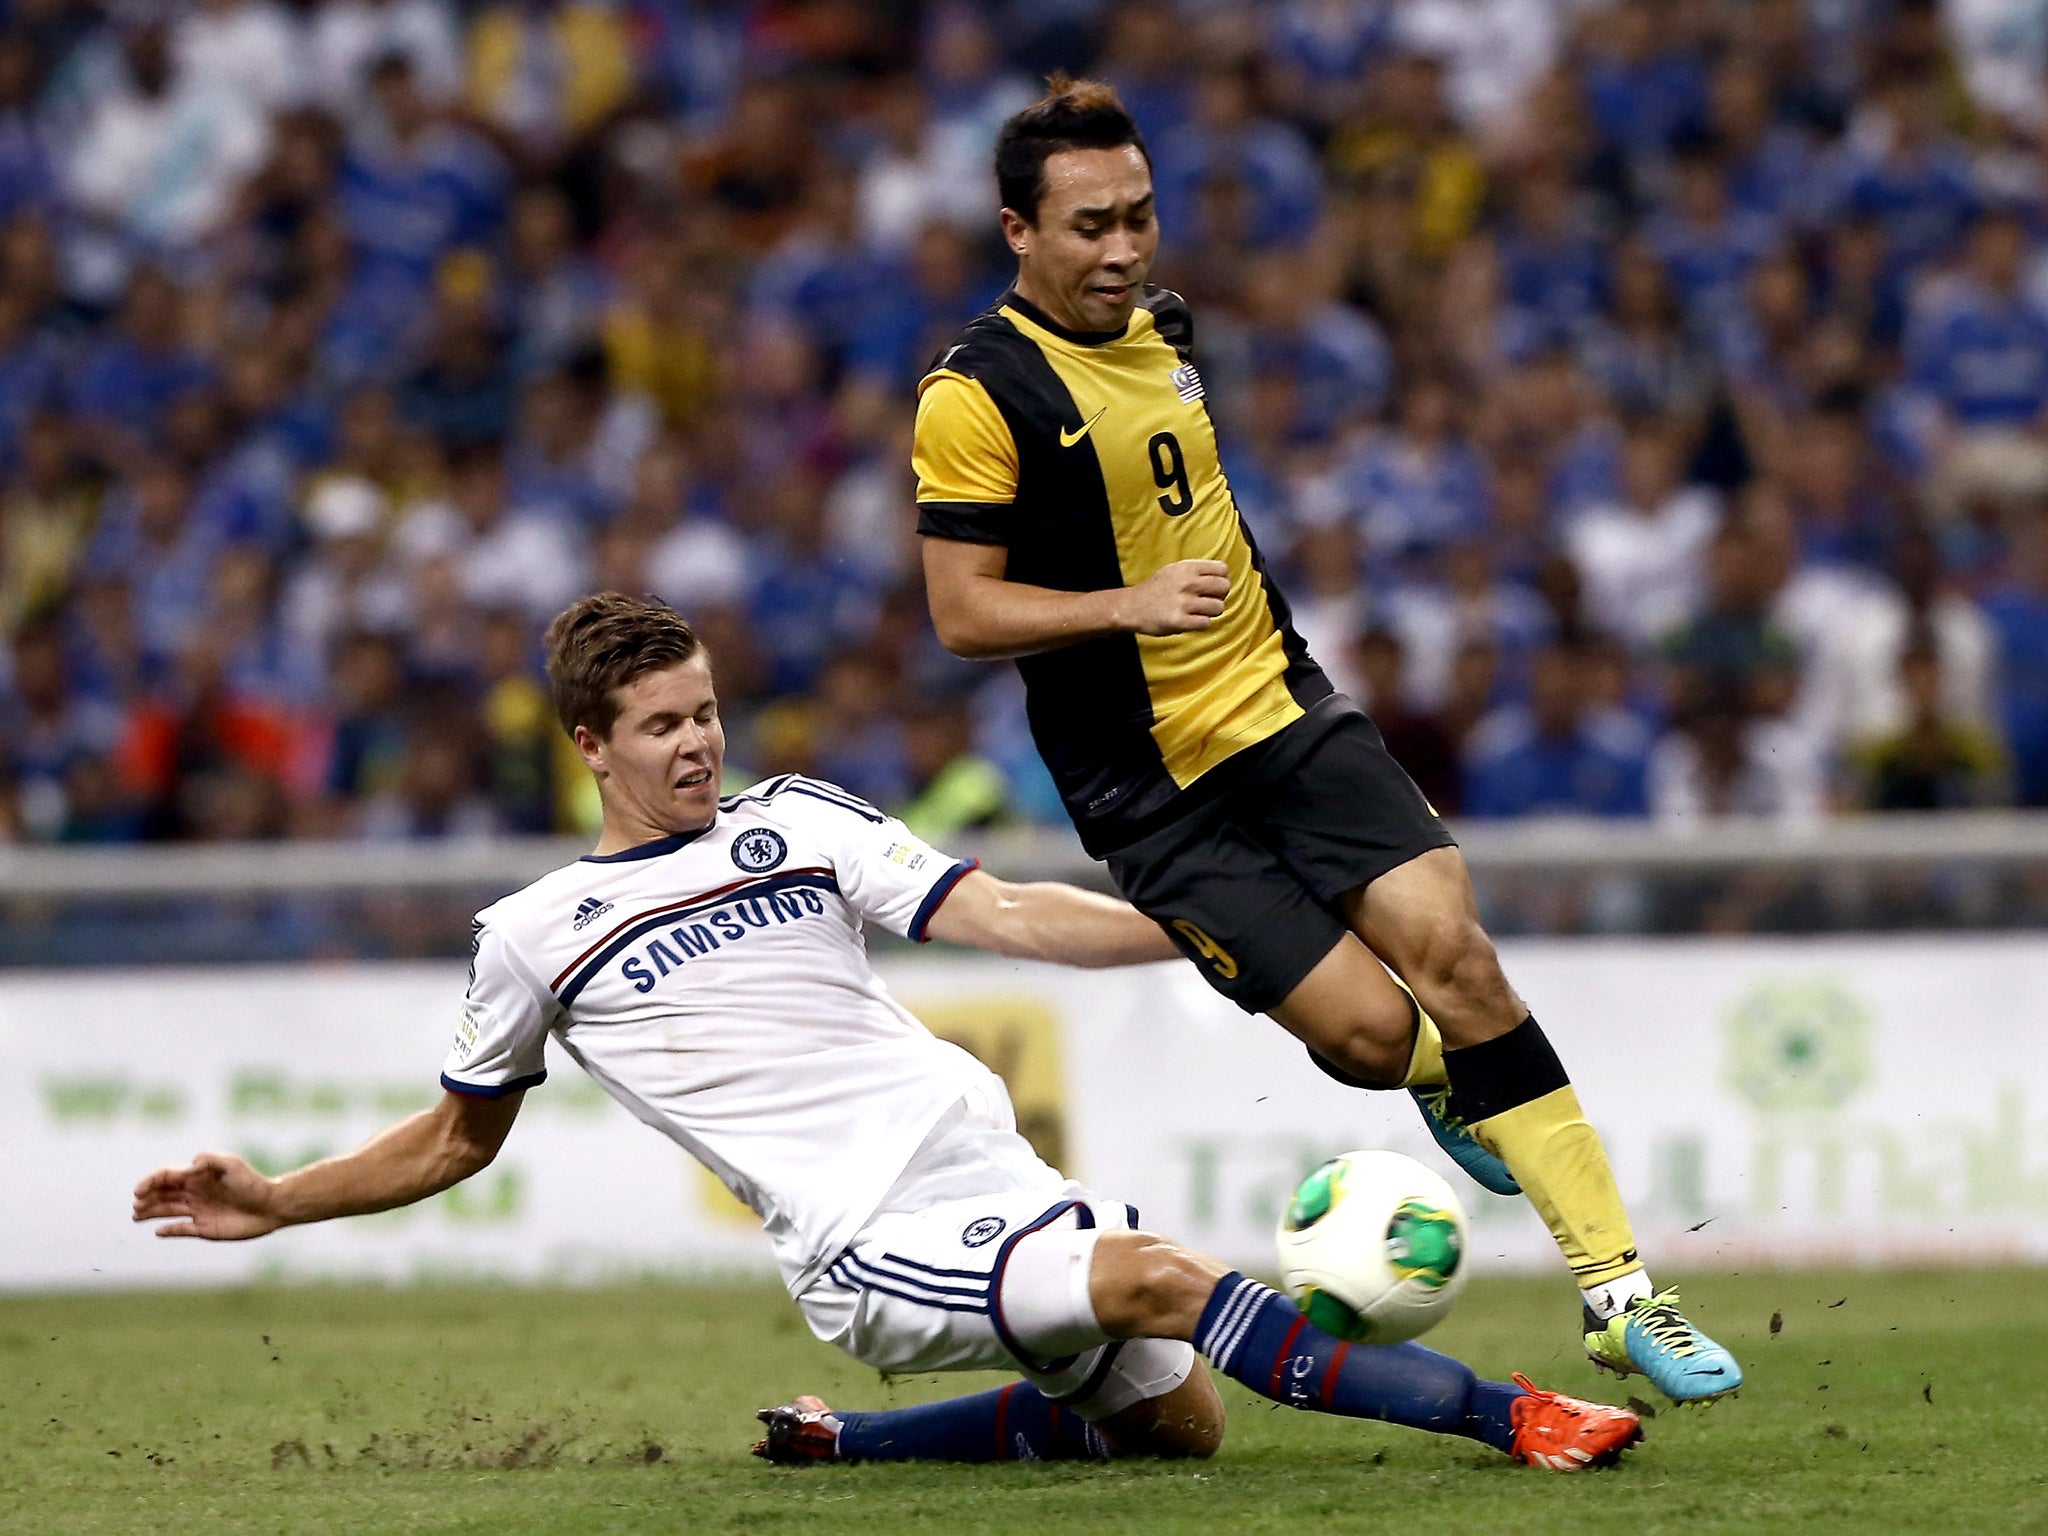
[1410,1084,1522,1197]
[1583,1289,1744,1403]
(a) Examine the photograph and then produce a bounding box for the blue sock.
[834,1383,1107,1463]
[1195,1272,1524,1453]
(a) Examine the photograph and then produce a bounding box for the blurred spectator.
[397,250,519,446]
[119,635,297,840]
[1390,0,1558,137]
[1284,522,1367,699]
[65,19,270,261]
[1909,205,2048,517]
[1334,367,1489,573]
[1382,539,1550,711]
[342,53,507,295]
[280,475,409,664]
[1494,161,1605,351]
[856,72,991,253]
[1983,520,2048,806]
[1647,693,1826,824]
[505,182,611,375]
[1239,249,1390,443]
[1266,0,1387,133]
[1565,413,1721,648]
[0,30,54,231]
[1575,0,1709,166]
[1163,59,1318,252]
[1829,526,2001,748]
[68,267,214,453]
[81,455,222,664]
[321,628,409,814]
[745,467,878,698]
[1706,53,1815,231]
[357,705,499,839]
[476,607,555,832]
[0,616,125,841]
[174,0,305,119]
[1837,64,1976,279]
[1351,626,1461,814]
[422,439,587,620]
[1660,520,1802,721]
[810,651,908,809]
[1578,238,1716,428]
[1641,139,1779,343]
[1463,641,1650,817]
[638,436,752,613]
[896,695,1012,844]
[0,412,97,637]
[1847,634,2009,809]
[308,0,464,112]
[464,0,633,162]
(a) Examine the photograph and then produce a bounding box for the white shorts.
[797,1183,1197,1422]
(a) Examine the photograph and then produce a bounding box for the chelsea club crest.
[731,828,788,873]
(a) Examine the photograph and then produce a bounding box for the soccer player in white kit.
[133,594,1640,1471]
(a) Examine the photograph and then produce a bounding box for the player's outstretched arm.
[131,1090,524,1240]
[922,868,1180,967]
[923,538,1228,660]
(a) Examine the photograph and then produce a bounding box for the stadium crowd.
[4,0,2048,850]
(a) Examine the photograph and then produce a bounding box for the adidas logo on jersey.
[1170,361,1204,402]
[572,895,615,931]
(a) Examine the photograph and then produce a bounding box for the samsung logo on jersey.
[619,889,829,992]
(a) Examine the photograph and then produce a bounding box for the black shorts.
[1104,695,1455,1015]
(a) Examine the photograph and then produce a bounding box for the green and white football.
[1275,1150,1469,1344]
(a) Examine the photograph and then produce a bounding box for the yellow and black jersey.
[913,286,1332,856]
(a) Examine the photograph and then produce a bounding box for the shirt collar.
[1002,288,1132,347]
[580,823,713,863]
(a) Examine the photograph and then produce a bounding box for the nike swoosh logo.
[1060,407,1106,448]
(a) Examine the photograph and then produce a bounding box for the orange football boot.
[1506,1373,1644,1470]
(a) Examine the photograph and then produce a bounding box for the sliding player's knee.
[1088,1231,1227,1340]
[1100,1363,1224,1459]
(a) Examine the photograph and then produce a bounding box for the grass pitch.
[3,1269,2044,1536]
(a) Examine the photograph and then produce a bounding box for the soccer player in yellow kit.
[913,77,1739,1401]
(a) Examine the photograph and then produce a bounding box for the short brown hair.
[543,592,702,739]
[995,74,1150,224]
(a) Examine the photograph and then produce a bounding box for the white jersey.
[441,774,995,1294]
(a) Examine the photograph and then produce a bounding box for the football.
[1275,1150,1470,1345]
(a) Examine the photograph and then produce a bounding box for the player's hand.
[132,1152,284,1241]
[1124,560,1230,635]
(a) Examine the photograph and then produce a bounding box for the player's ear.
[572,723,608,776]
[999,205,1031,254]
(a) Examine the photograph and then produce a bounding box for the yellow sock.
[1471,1085,1642,1287]
[1399,1002,1446,1090]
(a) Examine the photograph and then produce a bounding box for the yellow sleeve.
[913,372,1020,544]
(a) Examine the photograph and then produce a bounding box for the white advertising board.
[4,937,2044,1291]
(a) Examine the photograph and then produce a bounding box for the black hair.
[994,74,1150,224]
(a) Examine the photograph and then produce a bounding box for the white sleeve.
[784,778,978,940]
[440,914,553,1098]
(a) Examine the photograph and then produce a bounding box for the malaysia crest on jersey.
[1170,361,1204,402]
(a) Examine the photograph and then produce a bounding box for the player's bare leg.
[1265,935,1427,1085]
[1339,847,1742,1402]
